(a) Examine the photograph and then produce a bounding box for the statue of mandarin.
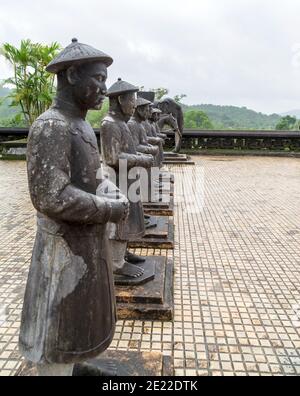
[142,106,164,168]
[128,98,159,204]
[149,107,167,166]
[100,79,153,281]
[19,39,129,376]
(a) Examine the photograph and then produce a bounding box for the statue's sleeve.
[27,119,112,224]
[128,121,154,155]
[147,136,163,145]
[101,121,138,169]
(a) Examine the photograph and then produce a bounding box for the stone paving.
[0,156,300,376]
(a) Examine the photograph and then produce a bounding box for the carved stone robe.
[100,111,145,242]
[19,102,116,364]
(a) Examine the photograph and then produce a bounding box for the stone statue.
[128,98,158,158]
[148,107,165,167]
[128,98,159,205]
[142,108,164,168]
[156,98,184,153]
[137,92,164,168]
[100,79,153,282]
[19,39,129,376]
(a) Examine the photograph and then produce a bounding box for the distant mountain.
[0,88,284,130]
[181,104,281,130]
[280,109,300,119]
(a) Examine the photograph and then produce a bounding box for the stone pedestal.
[114,258,156,286]
[163,152,195,165]
[16,351,174,376]
[143,183,174,216]
[128,217,174,249]
[116,256,173,321]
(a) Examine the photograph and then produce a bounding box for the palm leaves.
[0,40,61,125]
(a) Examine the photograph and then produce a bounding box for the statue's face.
[137,104,149,121]
[70,61,108,110]
[147,106,152,119]
[118,92,136,117]
[152,112,159,122]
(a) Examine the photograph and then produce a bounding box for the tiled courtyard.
[0,156,300,376]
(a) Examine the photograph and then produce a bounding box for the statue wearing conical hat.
[19,39,129,376]
[149,107,166,167]
[100,79,154,282]
[137,92,165,167]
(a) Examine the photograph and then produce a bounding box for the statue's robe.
[148,120,165,167]
[101,111,145,241]
[128,116,159,202]
[19,102,116,364]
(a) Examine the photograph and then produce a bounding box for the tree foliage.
[275,115,297,131]
[87,99,109,128]
[184,110,214,129]
[174,94,187,103]
[182,104,281,130]
[0,40,60,125]
[149,87,169,101]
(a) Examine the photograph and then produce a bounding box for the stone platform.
[128,216,174,249]
[16,351,174,376]
[116,256,173,321]
[143,189,174,217]
[163,152,195,165]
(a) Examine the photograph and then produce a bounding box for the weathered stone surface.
[128,217,174,249]
[16,351,174,376]
[114,259,155,286]
[143,184,174,216]
[163,153,195,165]
[116,257,173,321]
[18,40,130,368]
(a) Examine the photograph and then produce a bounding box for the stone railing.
[1,128,300,153]
[163,130,300,152]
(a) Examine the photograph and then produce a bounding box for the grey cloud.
[1,0,300,114]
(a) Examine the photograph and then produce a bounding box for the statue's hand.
[137,154,154,168]
[150,146,159,156]
[109,197,129,223]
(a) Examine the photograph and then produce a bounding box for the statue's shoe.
[114,262,144,278]
[73,361,117,376]
[125,251,146,264]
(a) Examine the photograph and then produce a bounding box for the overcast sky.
[1,0,300,114]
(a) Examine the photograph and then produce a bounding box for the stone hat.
[136,97,152,107]
[137,91,155,103]
[107,78,139,97]
[46,38,113,74]
[151,107,162,114]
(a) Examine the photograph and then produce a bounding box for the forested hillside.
[182,104,281,130]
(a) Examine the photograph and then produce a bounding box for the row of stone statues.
[19,38,177,376]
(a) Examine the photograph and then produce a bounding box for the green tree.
[0,39,60,125]
[184,110,214,129]
[0,114,25,127]
[150,87,169,101]
[87,99,109,128]
[174,94,187,103]
[275,115,297,131]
